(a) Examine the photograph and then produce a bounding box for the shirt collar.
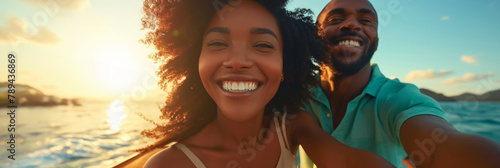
[311,85,331,108]
[312,63,389,102]
[363,63,389,97]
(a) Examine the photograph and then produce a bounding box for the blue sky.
[1,0,499,99]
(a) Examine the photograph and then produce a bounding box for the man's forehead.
[318,0,376,20]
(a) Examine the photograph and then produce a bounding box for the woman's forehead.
[205,1,281,37]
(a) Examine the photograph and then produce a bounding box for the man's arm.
[400,115,500,168]
[293,111,394,168]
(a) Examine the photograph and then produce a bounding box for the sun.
[92,44,140,92]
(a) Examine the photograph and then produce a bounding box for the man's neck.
[320,64,372,122]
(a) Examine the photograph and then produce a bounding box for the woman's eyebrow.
[250,28,278,40]
[205,27,230,36]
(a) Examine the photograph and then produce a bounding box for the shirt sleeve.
[379,83,449,144]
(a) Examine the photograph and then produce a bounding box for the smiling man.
[298,0,500,167]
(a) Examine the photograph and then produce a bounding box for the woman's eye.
[207,41,228,47]
[253,42,274,49]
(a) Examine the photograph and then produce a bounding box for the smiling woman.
[92,44,141,92]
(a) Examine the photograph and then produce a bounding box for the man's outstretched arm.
[400,115,500,168]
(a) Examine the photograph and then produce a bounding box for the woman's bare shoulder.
[288,110,318,130]
[287,110,319,146]
[143,145,194,168]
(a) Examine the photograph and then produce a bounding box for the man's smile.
[329,34,367,48]
[337,40,361,47]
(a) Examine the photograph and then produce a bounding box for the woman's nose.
[222,44,253,71]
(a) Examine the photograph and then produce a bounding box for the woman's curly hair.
[138,0,327,151]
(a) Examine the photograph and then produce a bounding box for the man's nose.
[339,17,362,32]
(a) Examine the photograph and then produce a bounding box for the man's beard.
[330,40,377,77]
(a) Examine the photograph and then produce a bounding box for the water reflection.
[107,100,127,132]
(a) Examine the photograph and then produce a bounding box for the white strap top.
[175,143,206,168]
[174,112,297,168]
[274,112,298,168]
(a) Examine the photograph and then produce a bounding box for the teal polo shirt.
[298,64,447,168]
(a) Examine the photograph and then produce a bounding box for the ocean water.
[0,101,499,167]
[441,102,500,142]
[0,100,159,168]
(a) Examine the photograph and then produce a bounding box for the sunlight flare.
[93,45,140,91]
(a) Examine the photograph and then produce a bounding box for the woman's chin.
[218,107,263,123]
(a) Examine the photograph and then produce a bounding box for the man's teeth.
[337,40,360,47]
[222,81,258,93]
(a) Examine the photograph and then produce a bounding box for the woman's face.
[199,1,283,122]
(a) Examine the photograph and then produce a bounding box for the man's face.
[317,0,379,76]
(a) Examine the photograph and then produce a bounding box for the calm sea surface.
[1,101,499,167]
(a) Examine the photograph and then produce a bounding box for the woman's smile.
[221,81,259,92]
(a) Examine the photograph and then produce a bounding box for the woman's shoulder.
[289,110,328,139]
[143,144,193,168]
[286,110,319,146]
[288,110,317,129]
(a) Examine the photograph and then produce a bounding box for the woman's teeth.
[222,81,258,93]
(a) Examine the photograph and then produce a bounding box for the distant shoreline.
[420,88,500,102]
[0,82,81,107]
[437,101,500,103]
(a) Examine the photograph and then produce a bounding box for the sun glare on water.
[106,99,127,132]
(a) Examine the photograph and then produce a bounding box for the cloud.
[441,72,494,85]
[461,55,477,64]
[406,69,453,81]
[490,1,497,8]
[0,16,60,45]
[441,16,450,21]
[19,0,90,10]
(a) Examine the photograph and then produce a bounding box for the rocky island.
[0,82,81,107]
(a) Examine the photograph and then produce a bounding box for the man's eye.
[326,16,343,23]
[360,19,373,23]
